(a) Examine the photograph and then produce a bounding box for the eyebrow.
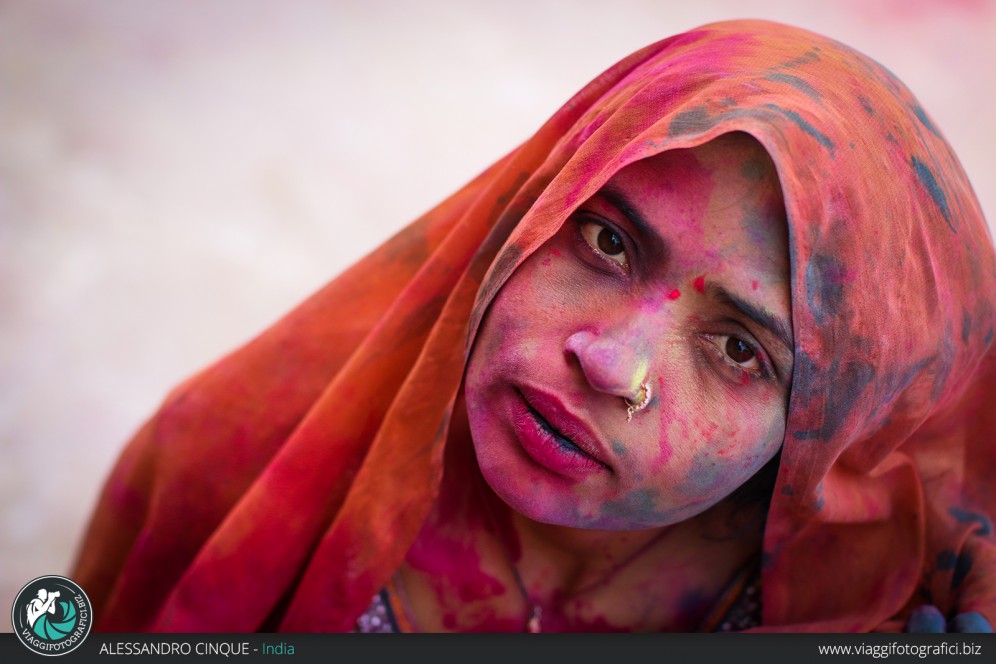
[707,283,794,355]
[595,184,667,262]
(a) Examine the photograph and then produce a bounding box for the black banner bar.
[2,632,994,664]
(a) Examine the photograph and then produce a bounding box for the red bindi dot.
[693,275,705,293]
[668,289,681,300]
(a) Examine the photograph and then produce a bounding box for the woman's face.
[465,134,794,530]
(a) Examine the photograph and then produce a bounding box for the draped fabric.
[71,19,995,632]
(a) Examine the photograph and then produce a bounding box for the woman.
[71,19,995,632]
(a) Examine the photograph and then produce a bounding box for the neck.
[501,492,760,603]
[506,510,676,597]
[471,473,765,633]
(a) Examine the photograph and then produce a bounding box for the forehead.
[603,134,784,237]
[610,133,778,201]
[592,133,790,295]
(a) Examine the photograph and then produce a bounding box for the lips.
[511,385,612,478]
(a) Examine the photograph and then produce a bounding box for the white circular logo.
[11,575,93,656]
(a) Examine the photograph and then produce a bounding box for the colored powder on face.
[693,275,705,293]
[751,280,759,290]
[668,289,681,300]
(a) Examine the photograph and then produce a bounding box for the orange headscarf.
[72,19,995,632]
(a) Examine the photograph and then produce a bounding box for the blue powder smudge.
[763,104,835,152]
[911,156,955,233]
[949,507,992,536]
[913,105,941,139]
[766,73,822,101]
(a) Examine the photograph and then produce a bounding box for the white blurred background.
[2,0,994,628]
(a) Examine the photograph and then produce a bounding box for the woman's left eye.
[706,334,763,374]
[579,220,628,268]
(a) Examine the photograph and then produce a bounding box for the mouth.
[511,386,612,478]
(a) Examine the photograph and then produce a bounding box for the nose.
[564,330,650,403]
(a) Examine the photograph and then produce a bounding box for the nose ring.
[625,382,652,422]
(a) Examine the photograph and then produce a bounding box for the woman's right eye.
[579,220,629,269]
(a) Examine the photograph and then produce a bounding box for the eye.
[579,219,628,268]
[725,336,756,365]
[706,333,762,374]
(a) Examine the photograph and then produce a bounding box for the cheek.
[466,257,563,377]
[642,380,783,499]
[683,399,784,498]
[488,243,593,326]
[646,374,711,475]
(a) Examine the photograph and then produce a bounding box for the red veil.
[73,19,995,632]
